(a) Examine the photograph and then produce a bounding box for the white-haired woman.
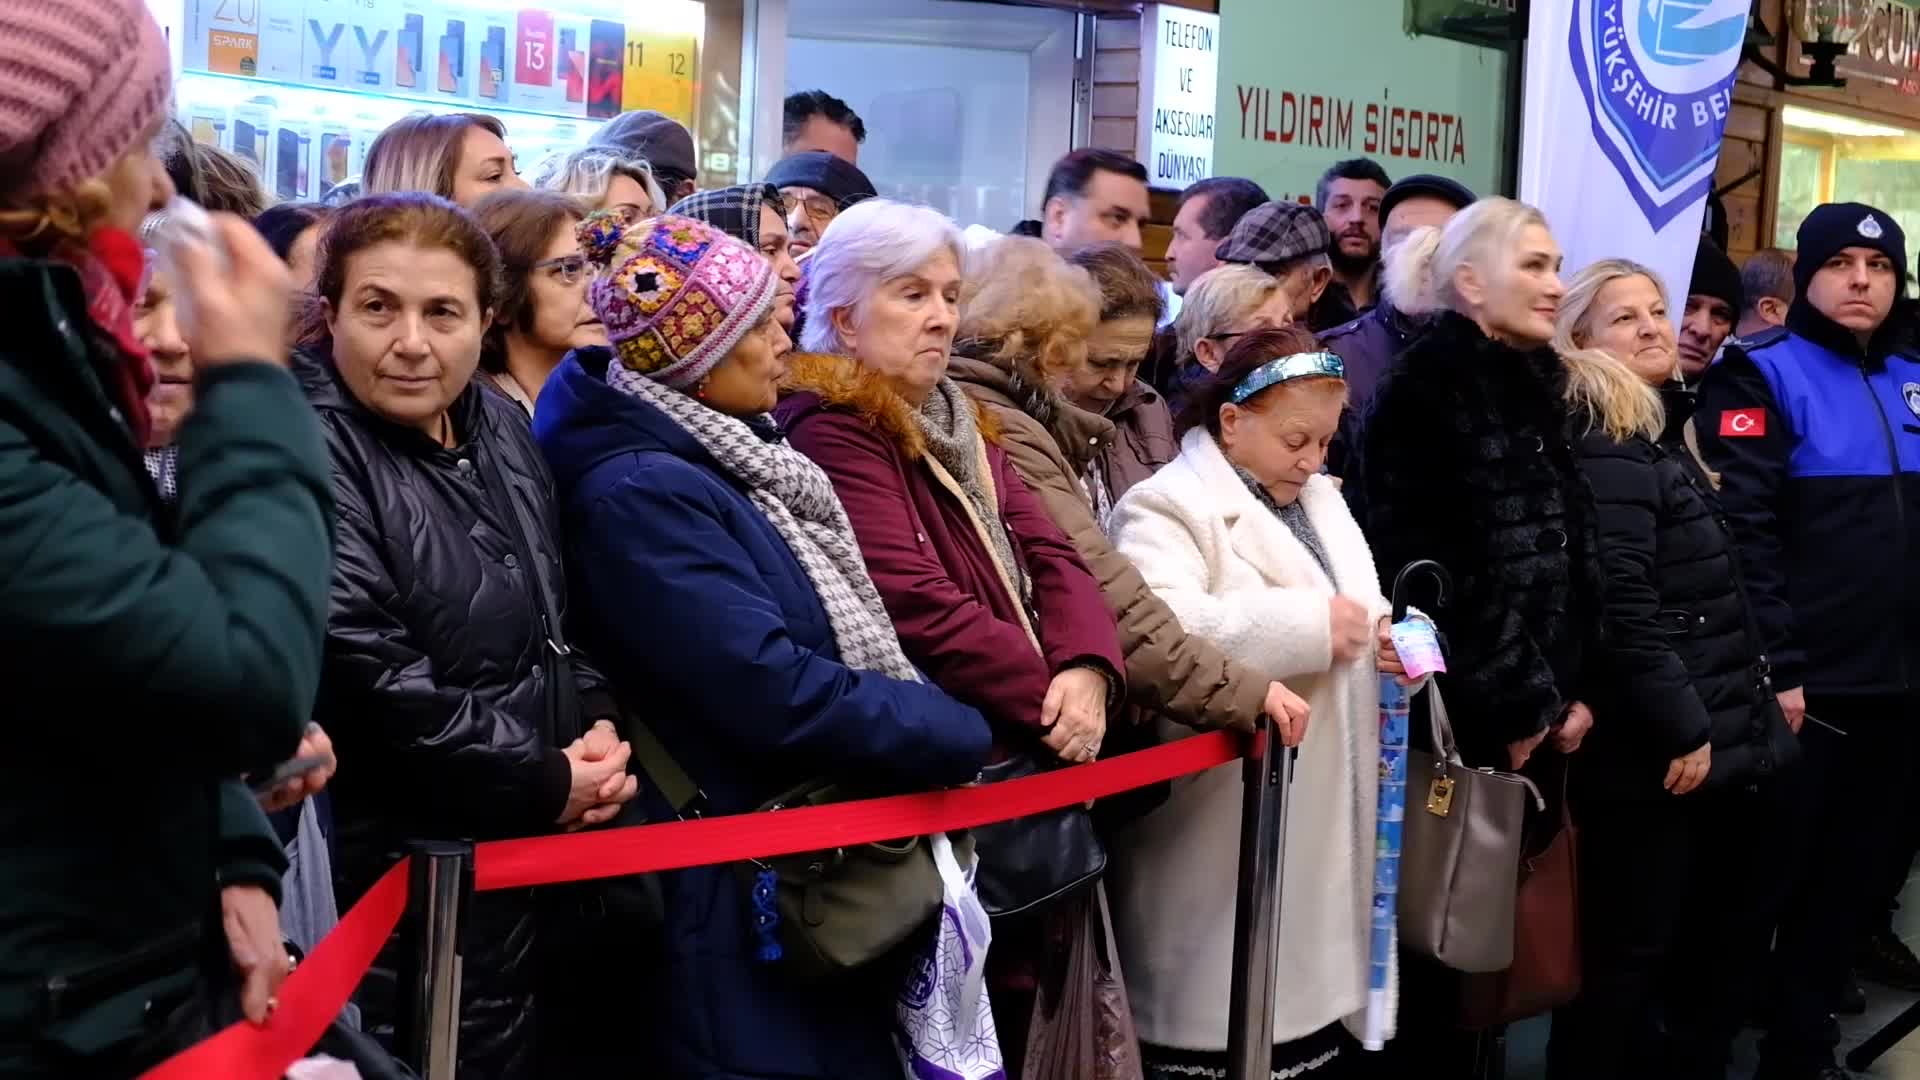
[774,199,1124,1065]
[529,146,666,222]
[1164,263,1294,414]
[1545,260,1797,1080]
[1354,198,1602,1072]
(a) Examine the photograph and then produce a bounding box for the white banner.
[1519,0,1746,310]
[1138,4,1220,191]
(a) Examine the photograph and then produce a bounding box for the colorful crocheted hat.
[581,213,776,390]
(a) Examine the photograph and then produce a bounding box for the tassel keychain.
[750,867,783,964]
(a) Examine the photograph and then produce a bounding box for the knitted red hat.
[0,0,172,200]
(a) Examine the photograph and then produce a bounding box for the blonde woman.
[0,0,335,1071]
[528,145,667,221]
[363,111,528,206]
[1356,197,1601,1072]
[1547,260,1797,1080]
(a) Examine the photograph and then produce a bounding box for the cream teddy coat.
[1107,426,1396,1051]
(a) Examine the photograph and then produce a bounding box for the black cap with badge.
[1793,202,1908,297]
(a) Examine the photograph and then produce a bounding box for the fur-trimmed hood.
[778,352,1001,460]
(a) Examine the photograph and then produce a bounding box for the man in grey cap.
[590,109,698,203]
[1212,201,1340,331]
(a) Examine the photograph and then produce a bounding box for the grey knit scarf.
[605,364,923,684]
[1231,457,1334,583]
[914,377,1028,601]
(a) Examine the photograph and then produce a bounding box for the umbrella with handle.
[1365,559,1452,1050]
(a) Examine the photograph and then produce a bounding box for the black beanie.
[1793,202,1908,298]
[1688,234,1742,315]
[764,151,878,210]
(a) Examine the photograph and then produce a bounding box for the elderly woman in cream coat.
[1109,324,1402,1080]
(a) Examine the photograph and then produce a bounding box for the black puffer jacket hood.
[298,349,606,1078]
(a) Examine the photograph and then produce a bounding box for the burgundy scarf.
[2,226,155,445]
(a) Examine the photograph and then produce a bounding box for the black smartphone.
[246,753,332,795]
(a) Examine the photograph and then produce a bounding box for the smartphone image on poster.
[479,26,506,99]
[558,27,585,104]
[232,118,266,167]
[438,18,466,96]
[587,19,622,119]
[319,130,352,194]
[396,14,423,89]
[275,128,309,200]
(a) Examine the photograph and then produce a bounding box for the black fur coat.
[1352,312,1605,766]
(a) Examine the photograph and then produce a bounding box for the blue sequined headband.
[1228,351,1346,404]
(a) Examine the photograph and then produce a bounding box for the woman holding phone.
[0,0,336,1073]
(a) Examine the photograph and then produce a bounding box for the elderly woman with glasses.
[471,190,608,415]
[1163,263,1296,415]
[1111,325,1406,1080]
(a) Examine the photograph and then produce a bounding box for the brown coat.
[948,354,1268,732]
[1095,379,1177,502]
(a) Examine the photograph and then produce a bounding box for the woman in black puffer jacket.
[1354,198,1605,1079]
[299,193,639,1078]
[1546,259,1798,1080]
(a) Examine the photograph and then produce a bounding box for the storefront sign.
[1213,0,1504,204]
[1136,4,1219,191]
[1795,0,1920,92]
[1521,0,1745,316]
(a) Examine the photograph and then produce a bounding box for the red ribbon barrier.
[476,728,1245,891]
[140,728,1247,1078]
[140,858,410,1080]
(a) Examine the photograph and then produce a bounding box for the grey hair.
[800,199,966,355]
[530,146,667,215]
[1174,264,1285,360]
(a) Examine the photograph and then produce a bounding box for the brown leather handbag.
[1458,767,1582,1029]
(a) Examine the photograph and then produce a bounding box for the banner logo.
[1570,0,1745,230]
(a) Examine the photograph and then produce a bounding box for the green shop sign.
[1214,0,1508,204]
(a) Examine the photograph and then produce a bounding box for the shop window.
[1774,105,1920,276]
[155,0,748,201]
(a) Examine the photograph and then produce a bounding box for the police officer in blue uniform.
[1696,202,1920,1080]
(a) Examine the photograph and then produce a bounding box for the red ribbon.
[141,729,1248,1078]
[139,860,410,1080]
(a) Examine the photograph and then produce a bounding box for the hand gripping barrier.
[142,723,1297,1080]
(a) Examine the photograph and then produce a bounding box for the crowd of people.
[4,2,1920,1080]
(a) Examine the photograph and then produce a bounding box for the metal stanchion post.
[1225,719,1296,1080]
[397,840,473,1080]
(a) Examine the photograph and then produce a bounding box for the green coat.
[0,256,335,1073]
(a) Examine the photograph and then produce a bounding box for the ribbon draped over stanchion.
[141,730,1246,1080]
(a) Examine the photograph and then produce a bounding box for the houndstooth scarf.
[914,377,1028,601]
[605,364,924,684]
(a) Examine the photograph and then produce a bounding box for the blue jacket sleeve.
[569,466,993,789]
[1694,349,1803,689]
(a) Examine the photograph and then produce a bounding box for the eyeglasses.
[534,254,590,286]
[787,194,839,225]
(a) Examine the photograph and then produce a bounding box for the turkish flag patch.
[1719,408,1766,437]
